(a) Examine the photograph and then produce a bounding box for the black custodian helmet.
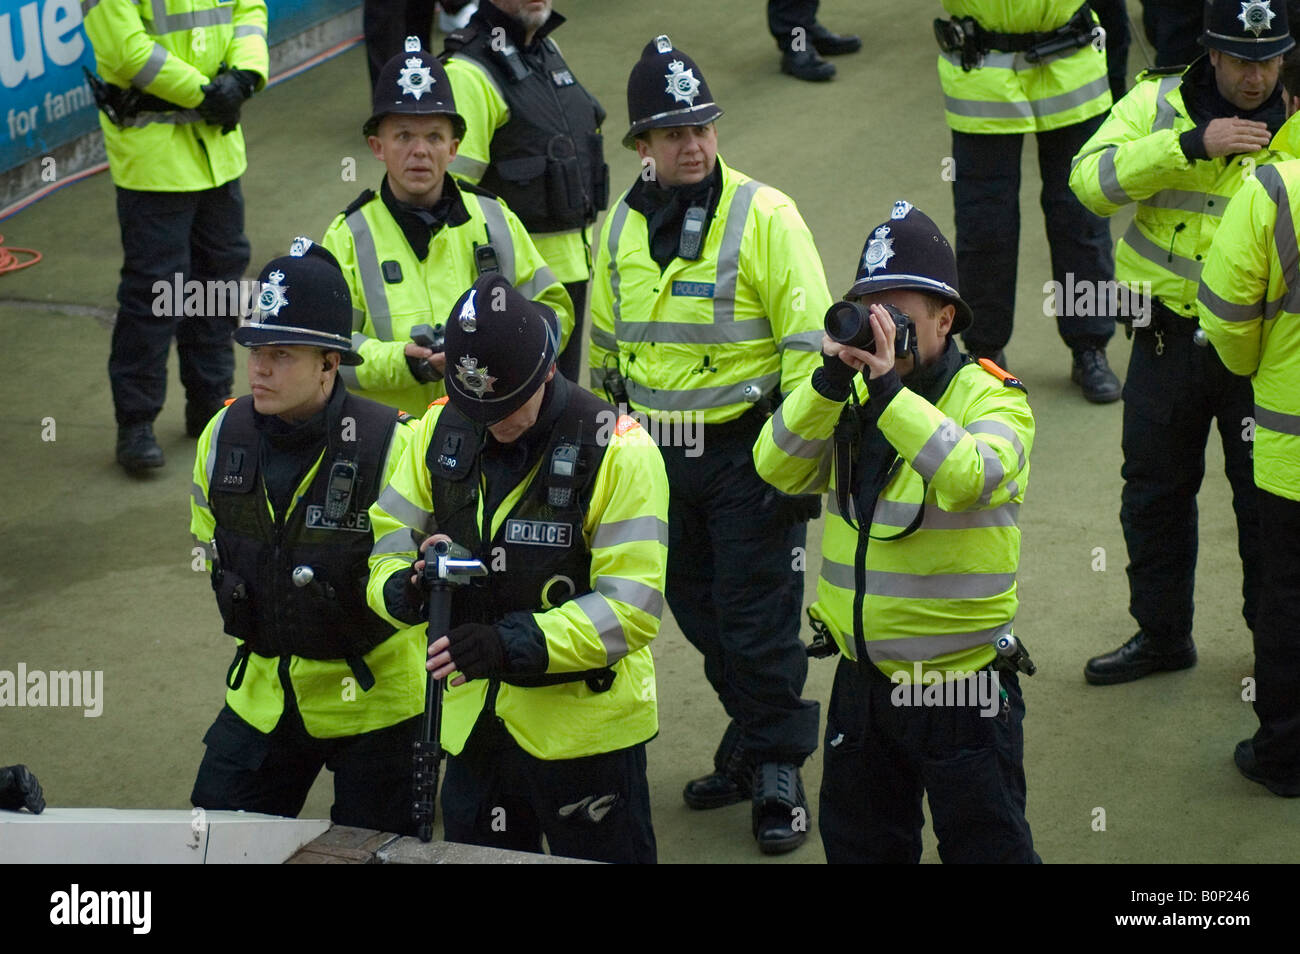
[623,35,724,148]
[1200,0,1294,60]
[364,36,466,138]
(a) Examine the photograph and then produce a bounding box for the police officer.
[190,240,422,834]
[367,274,669,863]
[935,1,1120,401]
[754,203,1039,863]
[1070,0,1289,685]
[442,0,608,383]
[83,0,268,472]
[322,38,573,417]
[589,37,829,854]
[767,1,861,82]
[1198,54,1300,795]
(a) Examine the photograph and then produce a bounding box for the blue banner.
[0,0,360,175]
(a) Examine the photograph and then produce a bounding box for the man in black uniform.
[190,240,422,834]
[442,0,608,382]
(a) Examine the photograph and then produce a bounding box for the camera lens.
[824,301,876,352]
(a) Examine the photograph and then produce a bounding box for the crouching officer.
[754,203,1040,863]
[190,239,422,834]
[367,274,669,863]
[323,37,572,416]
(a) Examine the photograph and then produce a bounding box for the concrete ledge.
[286,826,598,864]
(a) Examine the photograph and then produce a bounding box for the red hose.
[0,234,42,274]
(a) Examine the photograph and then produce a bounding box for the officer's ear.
[322,351,341,374]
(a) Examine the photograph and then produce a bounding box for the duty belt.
[934,4,1097,71]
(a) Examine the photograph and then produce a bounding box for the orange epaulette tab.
[223,397,237,406]
[429,396,450,409]
[977,357,1028,394]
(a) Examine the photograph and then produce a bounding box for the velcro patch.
[505,519,572,548]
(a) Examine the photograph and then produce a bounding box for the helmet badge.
[664,59,701,106]
[1238,1,1276,36]
[398,56,433,100]
[256,270,289,320]
[863,226,895,276]
[455,356,497,397]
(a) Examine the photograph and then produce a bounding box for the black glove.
[197,68,256,133]
[382,560,429,626]
[812,349,858,401]
[445,623,506,681]
[0,764,45,814]
[406,353,443,384]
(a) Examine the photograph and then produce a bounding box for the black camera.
[824,301,914,357]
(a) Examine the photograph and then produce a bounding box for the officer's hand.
[197,71,251,131]
[428,624,506,686]
[404,343,445,383]
[1202,117,1272,157]
[409,533,453,587]
[0,764,45,814]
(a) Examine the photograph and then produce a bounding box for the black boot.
[752,762,808,855]
[1084,631,1196,685]
[809,23,861,56]
[1234,739,1300,797]
[683,723,751,809]
[185,398,228,438]
[781,49,835,82]
[1071,348,1121,403]
[116,422,165,473]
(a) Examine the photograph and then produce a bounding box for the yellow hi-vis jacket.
[1197,159,1300,502]
[1070,64,1285,321]
[190,406,423,738]
[366,403,670,760]
[938,1,1110,135]
[588,157,828,425]
[322,180,573,416]
[753,360,1034,680]
[83,0,268,191]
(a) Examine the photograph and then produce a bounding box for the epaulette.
[441,24,480,57]
[429,396,450,409]
[976,357,1028,394]
[456,179,500,200]
[1137,64,1187,80]
[341,188,377,219]
[396,410,415,425]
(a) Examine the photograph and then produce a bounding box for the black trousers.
[659,412,820,765]
[1140,0,1204,69]
[951,118,1116,356]
[1087,0,1131,102]
[819,657,1039,864]
[1250,490,1300,776]
[1120,326,1260,645]
[111,182,248,427]
[364,0,437,89]
[191,703,421,836]
[556,279,588,384]
[441,711,657,863]
[767,0,819,50]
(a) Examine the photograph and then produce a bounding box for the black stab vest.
[208,393,402,687]
[444,23,608,233]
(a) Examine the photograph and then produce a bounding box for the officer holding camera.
[322,38,571,416]
[754,202,1039,863]
[367,274,669,863]
[589,36,830,854]
[190,239,422,834]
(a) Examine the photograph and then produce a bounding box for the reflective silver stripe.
[590,325,618,352]
[588,368,606,390]
[1152,75,1182,132]
[781,329,824,352]
[1256,165,1300,294]
[351,331,368,349]
[943,76,1108,120]
[771,403,829,460]
[873,499,1020,530]
[447,50,507,104]
[233,24,266,40]
[120,109,202,127]
[940,47,1078,72]
[149,0,233,34]
[713,179,761,323]
[474,195,516,286]
[192,536,214,560]
[131,43,168,88]
[1197,282,1263,323]
[821,558,855,589]
[1144,188,1230,214]
[625,371,781,412]
[377,485,432,533]
[1070,140,1110,176]
[967,419,1026,473]
[825,492,859,524]
[371,528,417,557]
[597,575,663,619]
[570,590,627,663]
[1122,221,1201,282]
[344,210,393,341]
[865,623,1013,664]
[975,439,1005,506]
[516,265,558,301]
[616,317,774,345]
[1255,405,1300,436]
[190,480,208,510]
[912,420,962,481]
[1098,147,1131,206]
[340,364,360,388]
[865,570,1016,600]
[591,515,669,550]
[450,154,490,180]
[203,416,222,489]
[605,200,631,327]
